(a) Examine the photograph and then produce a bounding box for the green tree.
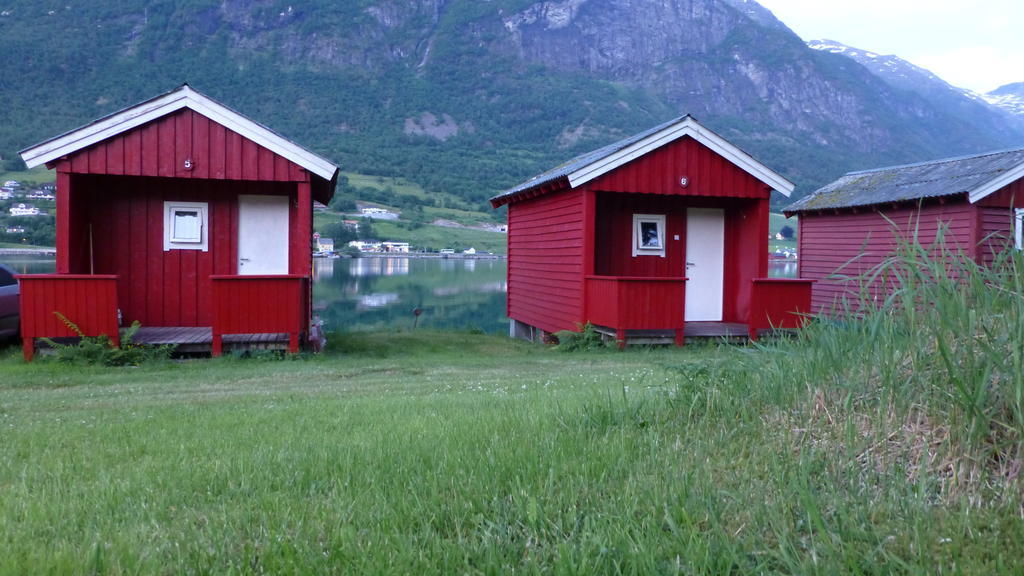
[358,217,377,240]
[318,221,357,245]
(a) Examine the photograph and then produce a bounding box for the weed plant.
[40,316,174,366]
[554,322,610,352]
[749,230,1024,506]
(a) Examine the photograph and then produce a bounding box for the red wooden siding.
[975,180,1022,267]
[748,278,813,339]
[584,136,771,198]
[211,275,308,355]
[61,108,307,183]
[507,189,585,334]
[799,202,976,313]
[584,276,686,345]
[974,179,1022,209]
[724,197,768,322]
[593,193,687,277]
[978,207,1016,267]
[70,174,296,327]
[291,181,314,276]
[17,275,120,360]
[592,193,767,323]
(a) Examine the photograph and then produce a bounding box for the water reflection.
[768,260,798,279]
[313,257,509,334]
[357,293,400,310]
[344,257,410,278]
[0,257,55,275]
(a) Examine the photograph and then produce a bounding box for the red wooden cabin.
[491,116,812,347]
[17,85,338,360]
[785,148,1024,313]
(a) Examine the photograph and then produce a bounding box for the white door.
[238,194,290,275]
[685,208,725,321]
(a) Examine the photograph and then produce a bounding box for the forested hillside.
[1,0,1022,211]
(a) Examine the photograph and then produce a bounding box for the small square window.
[164,201,208,251]
[632,214,666,258]
[171,209,202,243]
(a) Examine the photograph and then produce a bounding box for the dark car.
[0,263,18,340]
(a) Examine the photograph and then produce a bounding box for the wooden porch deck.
[126,327,291,354]
[592,322,754,346]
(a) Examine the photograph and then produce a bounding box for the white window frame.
[163,201,209,252]
[632,213,666,258]
[1016,208,1024,250]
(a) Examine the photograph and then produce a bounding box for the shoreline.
[0,248,505,260]
[324,252,506,260]
[0,248,56,256]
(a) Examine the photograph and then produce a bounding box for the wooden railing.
[211,275,309,356]
[17,274,120,361]
[748,278,814,340]
[584,276,687,346]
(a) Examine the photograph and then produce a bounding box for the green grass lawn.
[341,171,471,211]
[313,211,507,254]
[0,166,54,187]
[342,171,427,197]
[370,220,505,253]
[0,242,54,250]
[768,213,798,254]
[1,233,1022,574]
[1,304,1022,574]
[422,204,500,227]
[769,211,796,234]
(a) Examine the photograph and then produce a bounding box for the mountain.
[1,0,1023,209]
[984,83,1024,117]
[808,40,963,97]
[807,39,1024,141]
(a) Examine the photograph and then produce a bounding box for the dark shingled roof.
[786,147,1024,213]
[490,115,691,205]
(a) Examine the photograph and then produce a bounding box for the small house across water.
[17,85,339,359]
[785,148,1024,313]
[491,116,812,347]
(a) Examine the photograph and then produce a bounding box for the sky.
[755,0,1024,94]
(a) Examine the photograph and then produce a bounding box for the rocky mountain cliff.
[1,0,1023,206]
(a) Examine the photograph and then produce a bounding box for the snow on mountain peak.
[809,39,1024,120]
[982,84,1024,116]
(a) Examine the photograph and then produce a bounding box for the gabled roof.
[490,115,794,207]
[20,84,339,182]
[785,147,1024,214]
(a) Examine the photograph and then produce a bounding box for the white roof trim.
[566,116,795,196]
[968,162,1024,203]
[20,85,338,181]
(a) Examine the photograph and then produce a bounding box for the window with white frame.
[632,213,666,258]
[164,201,209,251]
[1016,208,1024,250]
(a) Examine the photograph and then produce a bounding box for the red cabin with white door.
[16,85,338,359]
[492,116,812,346]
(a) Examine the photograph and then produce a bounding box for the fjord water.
[1,256,55,275]
[313,257,509,334]
[313,257,795,334]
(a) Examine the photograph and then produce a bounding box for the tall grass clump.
[750,227,1024,505]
